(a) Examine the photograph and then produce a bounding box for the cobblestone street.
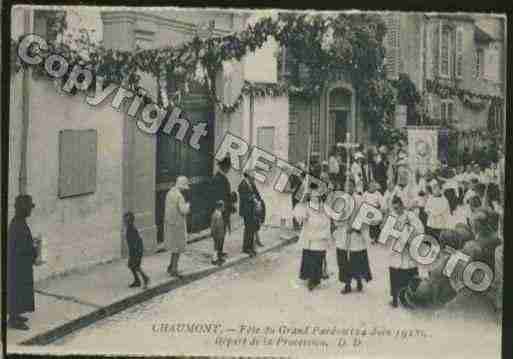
[46,233,501,359]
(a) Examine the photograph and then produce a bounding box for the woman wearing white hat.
[165,176,191,277]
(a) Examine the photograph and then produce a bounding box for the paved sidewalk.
[7,225,298,349]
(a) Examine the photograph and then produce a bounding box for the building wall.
[9,76,125,282]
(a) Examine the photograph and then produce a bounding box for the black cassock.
[7,217,36,315]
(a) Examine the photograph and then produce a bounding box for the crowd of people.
[6,141,503,331]
[293,140,504,313]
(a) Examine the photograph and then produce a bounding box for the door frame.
[323,81,356,159]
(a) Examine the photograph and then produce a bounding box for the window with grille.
[440,25,451,78]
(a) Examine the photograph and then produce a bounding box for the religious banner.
[407,127,439,173]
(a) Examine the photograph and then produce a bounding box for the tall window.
[440,100,455,126]
[440,25,451,78]
[385,14,401,79]
[455,27,464,78]
[488,103,504,133]
[474,48,484,79]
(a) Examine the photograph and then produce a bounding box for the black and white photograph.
[4,5,506,358]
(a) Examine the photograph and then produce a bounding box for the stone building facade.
[9,8,288,281]
[383,13,506,145]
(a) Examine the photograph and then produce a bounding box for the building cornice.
[101,10,235,38]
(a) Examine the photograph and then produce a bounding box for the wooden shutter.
[58,129,97,198]
[455,27,464,78]
[484,44,499,82]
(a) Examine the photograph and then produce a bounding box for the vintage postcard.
[5,5,506,358]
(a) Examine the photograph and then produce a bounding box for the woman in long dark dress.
[7,195,37,330]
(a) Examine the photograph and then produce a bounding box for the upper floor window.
[384,14,401,79]
[455,27,464,78]
[474,48,484,79]
[440,25,452,78]
[440,100,455,126]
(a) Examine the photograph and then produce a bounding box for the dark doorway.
[155,83,215,243]
[333,110,348,145]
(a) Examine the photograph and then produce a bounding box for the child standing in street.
[124,212,150,289]
[211,200,226,266]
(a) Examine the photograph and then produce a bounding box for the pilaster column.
[101,11,158,254]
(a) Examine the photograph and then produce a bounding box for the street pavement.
[43,228,501,359]
[6,224,295,352]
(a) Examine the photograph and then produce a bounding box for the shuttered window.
[58,129,97,198]
[455,27,464,78]
[384,14,401,79]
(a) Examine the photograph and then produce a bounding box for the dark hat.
[15,194,34,209]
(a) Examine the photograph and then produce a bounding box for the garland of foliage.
[426,79,503,106]
[10,13,396,134]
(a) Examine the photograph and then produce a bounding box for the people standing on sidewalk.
[238,170,259,257]
[165,176,191,278]
[7,195,37,331]
[124,212,150,289]
[298,183,331,291]
[334,179,373,294]
[210,200,227,266]
[387,196,424,308]
[211,156,235,257]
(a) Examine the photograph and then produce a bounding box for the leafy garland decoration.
[10,13,395,126]
[426,79,503,106]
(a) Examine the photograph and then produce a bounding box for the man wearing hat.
[165,176,191,277]
[211,156,235,256]
[8,195,37,330]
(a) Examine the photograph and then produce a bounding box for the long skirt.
[389,267,418,298]
[336,249,372,284]
[299,249,326,285]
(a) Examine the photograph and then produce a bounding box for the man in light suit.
[165,176,191,278]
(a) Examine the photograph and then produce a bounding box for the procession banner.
[407,127,439,174]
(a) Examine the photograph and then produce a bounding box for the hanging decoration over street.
[11,13,394,126]
[426,79,503,106]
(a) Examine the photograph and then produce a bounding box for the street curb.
[19,233,299,346]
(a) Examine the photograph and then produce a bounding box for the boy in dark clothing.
[211,200,226,266]
[124,212,150,289]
